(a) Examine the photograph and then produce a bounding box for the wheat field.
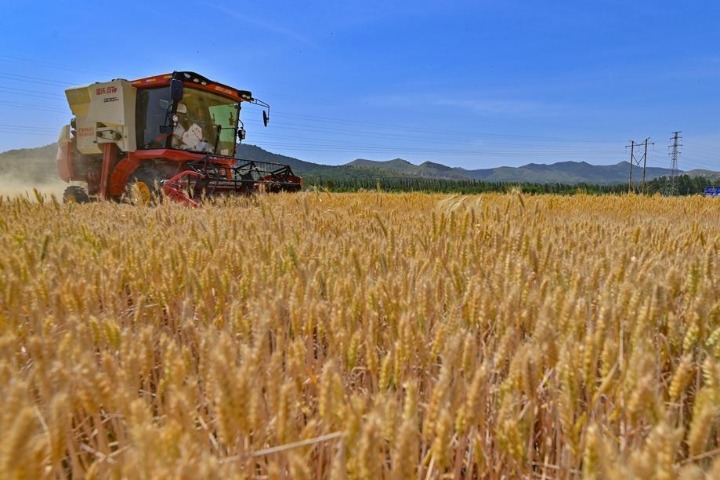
[2,191,720,479]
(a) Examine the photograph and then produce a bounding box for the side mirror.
[170,79,184,101]
[262,110,269,127]
[237,128,246,141]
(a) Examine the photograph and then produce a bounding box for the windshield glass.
[136,86,240,156]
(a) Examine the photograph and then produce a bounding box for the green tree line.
[302,175,720,196]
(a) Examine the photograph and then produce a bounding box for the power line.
[0,100,66,113]
[0,70,715,170]
[0,86,64,99]
[0,72,73,87]
[0,55,116,77]
[0,74,630,157]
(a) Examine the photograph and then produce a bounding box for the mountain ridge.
[345,151,700,185]
[1,142,718,186]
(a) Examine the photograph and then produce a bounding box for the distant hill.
[349,158,418,174]
[236,144,423,180]
[348,158,469,180]
[460,161,676,185]
[348,157,683,185]
[236,144,385,180]
[1,142,717,187]
[686,169,720,180]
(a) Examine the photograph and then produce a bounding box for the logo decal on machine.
[95,86,118,96]
[78,127,94,137]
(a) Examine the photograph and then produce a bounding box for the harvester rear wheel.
[126,169,163,205]
[63,186,90,204]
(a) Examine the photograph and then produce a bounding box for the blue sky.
[1,0,719,170]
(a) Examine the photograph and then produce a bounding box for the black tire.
[126,169,164,205]
[63,185,90,204]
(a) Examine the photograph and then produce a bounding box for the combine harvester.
[57,71,301,206]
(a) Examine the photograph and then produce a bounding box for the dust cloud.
[0,174,68,201]
[0,148,71,200]
[0,145,71,201]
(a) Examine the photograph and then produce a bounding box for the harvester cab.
[57,71,301,204]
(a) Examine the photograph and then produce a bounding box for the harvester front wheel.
[126,169,163,205]
[63,185,90,204]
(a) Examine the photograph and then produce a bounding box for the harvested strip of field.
[2,192,720,478]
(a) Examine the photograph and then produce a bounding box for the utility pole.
[628,140,636,193]
[627,138,652,194]
[667,131,682,196]
[641,138,650,194]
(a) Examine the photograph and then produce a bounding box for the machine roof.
[131,71,253,103]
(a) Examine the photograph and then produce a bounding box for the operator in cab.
[172,102,189,149]
[172,102,213,153]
